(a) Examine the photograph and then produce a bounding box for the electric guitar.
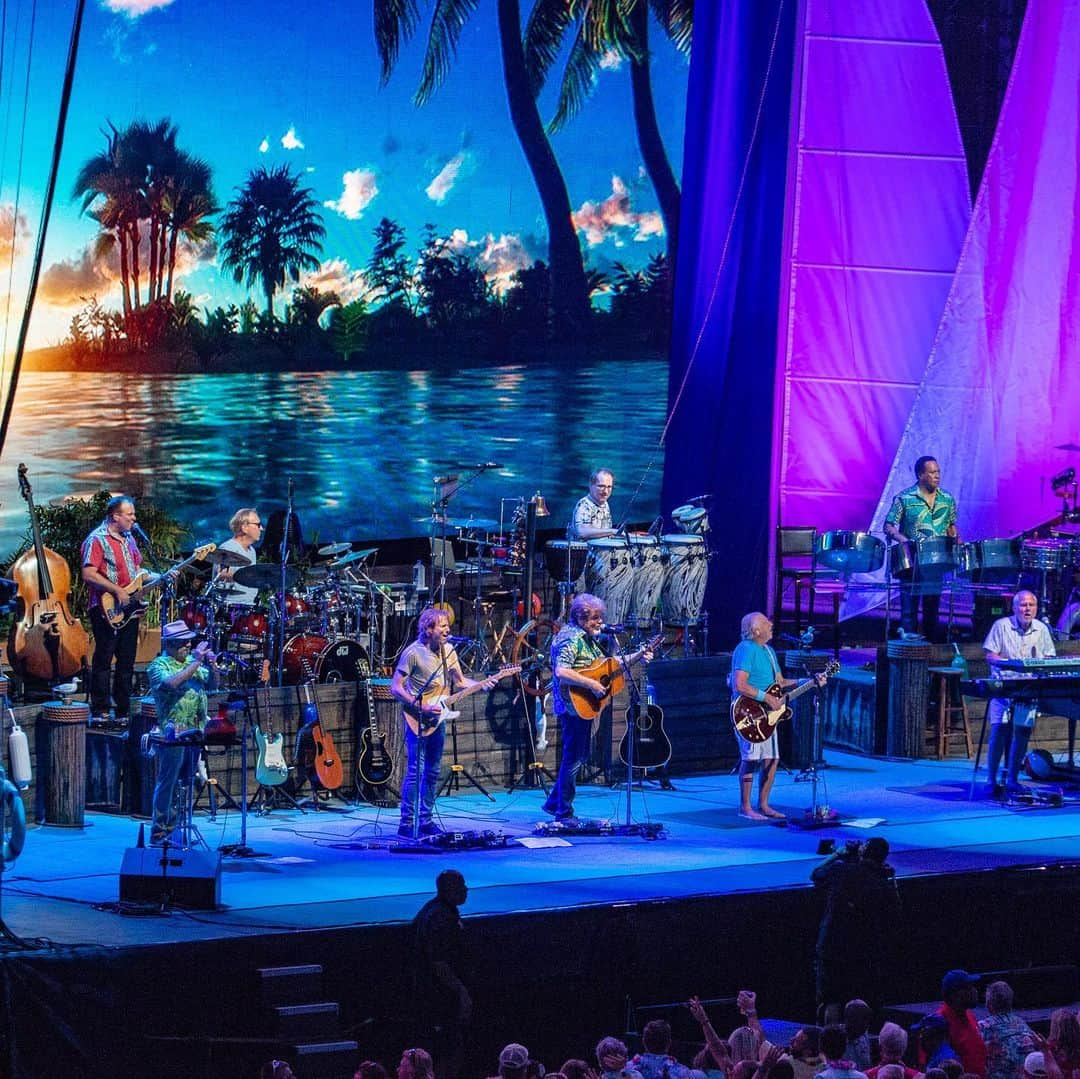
[298,662,344,790]
[356,663,394,786]
[405,665,522,737]
[253,660,288,786]
[561,635,664,722]
[100,542,216,628]
[730,659,840,743]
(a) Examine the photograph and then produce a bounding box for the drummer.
[568,468,620,540]
[884,456,960,641]
[215,507,262,606]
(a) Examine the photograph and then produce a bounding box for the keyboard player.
[982,590,1056,797]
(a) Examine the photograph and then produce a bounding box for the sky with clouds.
[0,0,689,351]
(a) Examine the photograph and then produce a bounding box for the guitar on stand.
[618,676,672,771]
[356,661,398,805]
[294,663,344,806]
[250,660,303,814]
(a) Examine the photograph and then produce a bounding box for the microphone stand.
[219,688,268,858]
[275,481,295,688]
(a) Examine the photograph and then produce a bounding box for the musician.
[216,507,261,605]
[983,590,1056,796]
[568,468,619,540]
[81,495,149,725]
[392,608,497,838]
[884,456,959,641]
[543,593,653,824]
[147,619,219,844]
[731,612,824,820]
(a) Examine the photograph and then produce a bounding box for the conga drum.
[584,537,636,626]
[40,700,89,827]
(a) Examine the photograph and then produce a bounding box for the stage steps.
[256,963,359,1078]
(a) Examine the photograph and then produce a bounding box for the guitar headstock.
[17,463,31,502]
[192,542,217,561]
[260,659,271,686]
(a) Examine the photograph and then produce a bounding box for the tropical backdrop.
[0,0,689,549]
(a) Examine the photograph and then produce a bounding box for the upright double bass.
[8,464,90,683]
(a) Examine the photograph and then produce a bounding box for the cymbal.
[317,542,352,557]
[444,517,498,531]
[329,547,377,568]
[233,563,299,590]
[1056,442,1080,452]
[205,548,252,568]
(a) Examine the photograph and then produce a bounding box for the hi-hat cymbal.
[233,563,299,590]
[317,542,352,557]
[329,547,377,568]
[205,548,252,568]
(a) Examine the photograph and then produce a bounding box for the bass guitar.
[406,665,521,737]
[730,659,839,743]
[357,664,394,786]
[253,660,288,787]
[618,689,672,770]
[561,634,664,722]
[298,665,344,790]
[100,542,216,628]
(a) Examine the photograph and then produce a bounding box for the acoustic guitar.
[561,634,664,722]
[729,660,840,743]
[298,664,344,790]
[100,542,216,628]
[405,665,521,737]
[618,689,672,770]
[356,664,394,786]
[253,660,288,787]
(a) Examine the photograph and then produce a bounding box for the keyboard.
[996,657,1080,673]
[961,675,1080,700]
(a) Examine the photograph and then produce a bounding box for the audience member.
[526,1059,546,1079]
[843,1001,873,1071]
[875,1067,905,1079]
[633,1019,694,1079]
[356,1065,390,1079]
[788,1027,826,1079]
[936,970,987,1078]
[398,1047,435,1079]
[866,1023,919,1079]
[915,1014,960,1071]
[689,997,734,1075]
[1025,1049,1064,1079]
[978,980,1037,1079]
[596,1036,644,1079]
[1048,1010,1080,1079]
[561,1062,598,1079]
[260,1062,296,1079]
[490,1043,530,1079]
[730,1030,761,1065]
[815,1024,869,1079]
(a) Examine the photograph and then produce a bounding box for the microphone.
[779,630,815,649]
[447,635,470,644]
[648,516,664,537]
[1052,467,1076,489]
[600,623,623,635]
[131,522,153,549]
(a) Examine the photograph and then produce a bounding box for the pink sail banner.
[773,0,970,535]
[859,0,1080,594]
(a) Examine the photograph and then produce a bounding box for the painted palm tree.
[373,0,592,336]
[218,165,326,319]
[524,0,690,262]
[161,155,218,302]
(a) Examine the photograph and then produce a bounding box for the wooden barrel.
[40,701,89,827]
[886,640,933,758]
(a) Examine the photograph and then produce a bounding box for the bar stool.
[927,666,974,758]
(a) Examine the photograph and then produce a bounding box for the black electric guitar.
[357,663,394,786]
[730,660,840,743]
[618,685,672,770]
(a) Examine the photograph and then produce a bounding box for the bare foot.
[759,806,786,819]
[738,808,768,821]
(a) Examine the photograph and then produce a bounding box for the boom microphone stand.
[275,478,296,688]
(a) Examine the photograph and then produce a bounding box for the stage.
[4,748,1080,1077]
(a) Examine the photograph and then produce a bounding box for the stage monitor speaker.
[120,846,222,909]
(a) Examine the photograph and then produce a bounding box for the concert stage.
[4,748,1080,1078]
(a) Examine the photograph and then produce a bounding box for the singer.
[982,590,1056,798]
[80,495,147,727]
[567,467,619,541]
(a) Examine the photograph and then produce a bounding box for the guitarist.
[391,608,497,839]
[81,496,167,727]
[542,593,653,825]
[731,612,825,821]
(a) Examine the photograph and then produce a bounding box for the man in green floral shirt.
[885,455,960,640]
[148,619,219,844]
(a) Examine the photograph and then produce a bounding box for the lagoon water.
[0,360,668,553]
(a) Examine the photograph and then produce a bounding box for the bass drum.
[628,535,665,627]
[315,637,369,683]
[584,537,636,626]
[661,535,708,623]
[281,633,328,685]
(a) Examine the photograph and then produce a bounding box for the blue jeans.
[543,713,593,819]
[151,744,197,838]
[400,722,446,827]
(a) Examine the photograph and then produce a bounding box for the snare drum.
[660,535,708,623]
[628,535,665,626]
[1021,538,1071,571]
[585,537,636,626]
[544,540,588,583]
[671,504,709,535]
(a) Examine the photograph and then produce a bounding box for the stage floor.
[6,749,1080,951]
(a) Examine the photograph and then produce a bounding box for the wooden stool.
[927,667,974,759]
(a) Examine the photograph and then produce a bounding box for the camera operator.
[811,837,900,1024]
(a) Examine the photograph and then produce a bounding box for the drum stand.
[172,742,209,851]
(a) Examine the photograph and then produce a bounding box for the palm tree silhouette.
[219,164,326,319]
[374,0,592,338]
[524,0,689,263]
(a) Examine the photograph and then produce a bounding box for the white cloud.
[281,126,305,151]
[296,258,368,305]
[101,0,175,16]
[0,204,31,264]
[258,138,270,154]
[572,175,666,246]
[598,49,623,71]
[426,151,468,204]
[323,168,379,220]
[439,227,542,295]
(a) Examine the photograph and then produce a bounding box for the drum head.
[672,505,708,534]
[316,637,368,683]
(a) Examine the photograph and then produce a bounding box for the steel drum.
[967,538,1021,583]
[584,537,636,626]
[1021,538,1072,571]
[544,540,588,582]
[671,504,709,536]
[660,535,708,623]
[628,534,665,627]
[889,535,959,577]
[815,531,885,575]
